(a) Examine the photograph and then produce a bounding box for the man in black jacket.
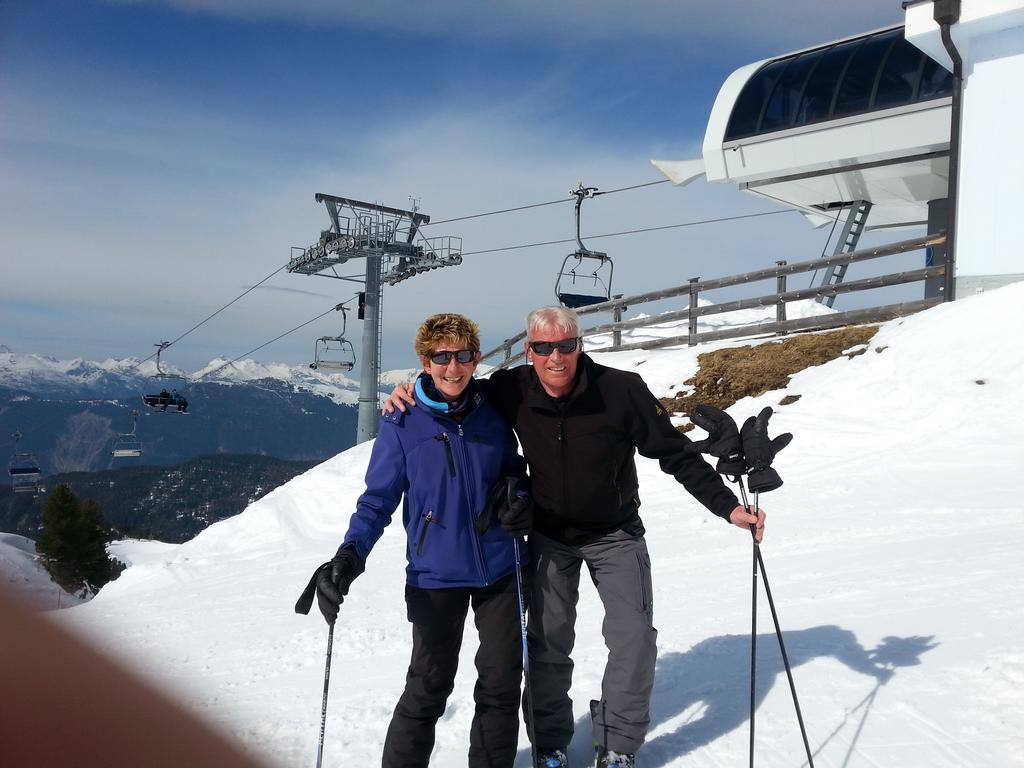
[387,306,763,768]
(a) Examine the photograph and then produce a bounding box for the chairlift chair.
[9,431,42,494]
[555,184,614,309]
[110,411,143,458]
[143,341,190,412]
[309,307,356,372]
[149,340,188,383]
[310,336,356,372]
[142,389,189,413]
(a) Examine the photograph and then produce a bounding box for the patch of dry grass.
[661,326,879,431]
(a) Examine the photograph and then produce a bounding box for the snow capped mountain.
[0,351,368,473]
[0,299,836,401]
[0,349,366,404]
[192,357,363,405]
[37,284,1023,767]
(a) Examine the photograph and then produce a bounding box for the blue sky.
[0,0,906,371]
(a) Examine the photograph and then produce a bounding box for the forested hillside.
[0,454,318,542]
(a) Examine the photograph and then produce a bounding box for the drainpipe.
[934,0,962,301]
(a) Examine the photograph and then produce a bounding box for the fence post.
[775,260,787,334]
[688,277,700,346]
[612,294,624,347]
[503,341,512,363]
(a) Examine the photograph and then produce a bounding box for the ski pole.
[752,523,814,768]
[737,480,758,768]
[513,537,538,768]
[738,480,815,768]
[316,623,335,768]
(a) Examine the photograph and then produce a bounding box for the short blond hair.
[414,313,481,359]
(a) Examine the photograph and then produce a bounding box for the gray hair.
[526,306,581,340]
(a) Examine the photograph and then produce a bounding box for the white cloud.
[4,2,924,371]
[107,0,903,50]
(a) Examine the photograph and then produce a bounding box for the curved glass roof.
[724,27,953,142]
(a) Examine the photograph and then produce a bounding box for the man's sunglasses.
[429,349,477,365]
[528,337,581,356]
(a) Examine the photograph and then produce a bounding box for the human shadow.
[515,626,937,767]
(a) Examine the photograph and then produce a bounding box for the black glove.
[740,407,793,493]
[690,404,746,477]
[312,545,365,625]
[498,496,533,538]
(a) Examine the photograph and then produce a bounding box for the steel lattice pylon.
[286,194,462,442]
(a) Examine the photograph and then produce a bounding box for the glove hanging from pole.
[690,404,746,477]
[740,407,793,493]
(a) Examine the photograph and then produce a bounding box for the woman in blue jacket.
[314,313,532,768]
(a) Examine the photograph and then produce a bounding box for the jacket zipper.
[558,417,568,514]
[435,433,456,477]
[452,421,489,585]
[417,510,434,556]
[636,552,649,612]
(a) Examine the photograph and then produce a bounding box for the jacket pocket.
[416,510,435,557]
[434,434,456,477]
[635,550,652,613]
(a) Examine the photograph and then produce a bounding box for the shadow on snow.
[516,626,937,767]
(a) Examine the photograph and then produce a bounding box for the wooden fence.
[480,232,946,368]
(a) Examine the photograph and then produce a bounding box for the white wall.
[906,1,1024,279]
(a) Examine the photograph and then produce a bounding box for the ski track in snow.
[38,286,1024,767]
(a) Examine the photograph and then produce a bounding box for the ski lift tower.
[287,194,462,443]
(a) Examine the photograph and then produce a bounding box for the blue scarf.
[415,373,476,416]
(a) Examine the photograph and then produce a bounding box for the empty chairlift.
[310,308,356,372]
[110,410,143,458]
[555,184,614,309]
[9,431,42,495]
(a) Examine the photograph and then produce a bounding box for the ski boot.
[594,746,635,768]
[536,747,569,767]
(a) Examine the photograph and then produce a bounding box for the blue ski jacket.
[342,378,528,589]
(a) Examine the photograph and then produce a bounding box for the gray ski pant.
[525,528,657,754]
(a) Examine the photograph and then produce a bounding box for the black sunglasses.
[429,349,477,365]
[528,337,581,356]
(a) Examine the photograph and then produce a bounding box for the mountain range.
[0,349,397,475]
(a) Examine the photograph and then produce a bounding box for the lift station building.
[659,1,1024,299]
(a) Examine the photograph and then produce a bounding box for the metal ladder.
[817,200,872,307]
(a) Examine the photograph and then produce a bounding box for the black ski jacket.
[485,354,739,544]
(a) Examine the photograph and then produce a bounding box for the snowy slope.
[0,533,86,611]
[57,285,1024,767]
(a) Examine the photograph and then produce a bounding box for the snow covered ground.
[0,532,86,611]
[31,286,1024,766]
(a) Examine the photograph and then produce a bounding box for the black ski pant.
[381,573,523,768]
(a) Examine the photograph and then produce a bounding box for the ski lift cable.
[194,299,352,383]
[458,209,795,257]
[130,188,776,374]
[134,263,288,368]
[424,196,573,227]
[422,179,670,227]
[129,179,691,366]
[591,178,671,196]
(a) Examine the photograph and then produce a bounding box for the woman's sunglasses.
[528,338,581,356]
[429,349,477,365]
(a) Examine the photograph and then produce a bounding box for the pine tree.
[36,484,115,594]
[36,484,81,586]
[78,499,114,590]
